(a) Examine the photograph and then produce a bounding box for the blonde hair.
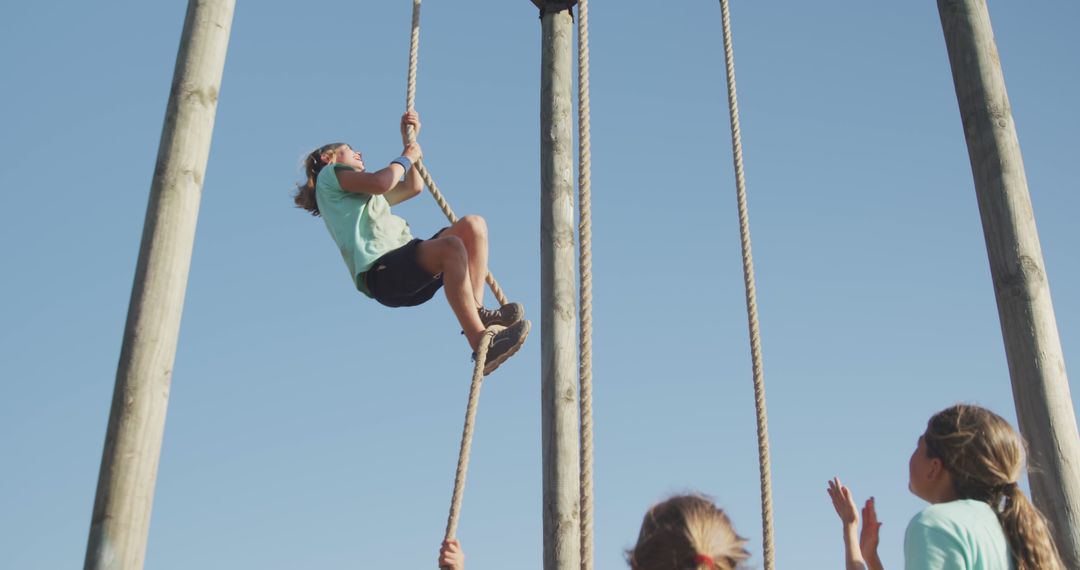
[924,404,1065,570]
[627,494,749,570]
[293,142,347,216]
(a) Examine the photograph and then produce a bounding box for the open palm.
[860,497,882,560]
[827,477,859,525]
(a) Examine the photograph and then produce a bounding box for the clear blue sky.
[1,1,1077,569]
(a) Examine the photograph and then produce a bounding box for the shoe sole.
[483,320,531,376]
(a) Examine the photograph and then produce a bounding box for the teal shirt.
[316,163,413,296]
[904,500,1013,570]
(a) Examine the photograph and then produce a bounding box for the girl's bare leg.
[417,235,485,350]
[439,215,489,308]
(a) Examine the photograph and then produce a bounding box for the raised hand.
[438,538,465,570]
[828,477,860,526]
[401,110,422,144]
[860,497,883,568]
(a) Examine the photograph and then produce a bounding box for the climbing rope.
[404,0,509,307]
[404,4,770,568]
[398,0,518,549]
[575,1,594,570]
[444,328,497,540]
[717,1,775,569]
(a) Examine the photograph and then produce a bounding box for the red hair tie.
[694,554,716,569]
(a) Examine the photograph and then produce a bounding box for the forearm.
[371,165,405,194]
[335,164,403,195]
[843,525,868,570]
[385,165,423,205]
[404,162,423,193]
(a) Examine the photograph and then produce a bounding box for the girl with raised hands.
[828,404,1065,570]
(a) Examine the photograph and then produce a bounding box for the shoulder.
[905,504,971,550]
[904,501,1002,569]
[914,500,997,525]
[907,501,987,535]
[906,504,963,541]
[316,163,357,193]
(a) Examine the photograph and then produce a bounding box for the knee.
[458,215,487,240]
[434,235,467,265]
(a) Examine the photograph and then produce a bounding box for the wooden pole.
[535,2,581,570]
[84,1,234,568]
[937,1,1080,565]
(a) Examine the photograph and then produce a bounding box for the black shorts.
[363,229,446,308]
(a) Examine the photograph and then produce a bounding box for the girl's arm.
[386,110,425,205]
[336,142,423,196]
[843,524,868,570]
[828,478,875,570]
[385,161,423,206]
[335,165,403,195]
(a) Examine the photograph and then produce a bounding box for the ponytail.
[996,484,1064,570]
[293,143,347,216]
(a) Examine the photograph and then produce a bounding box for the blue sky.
[1,1,1077,569]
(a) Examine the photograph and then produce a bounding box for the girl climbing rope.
[294,111,530,375]
[827,404,1065,570]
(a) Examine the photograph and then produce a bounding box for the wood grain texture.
[938,1,1080,565]
[84,2,235,568]
[539,7,581,570]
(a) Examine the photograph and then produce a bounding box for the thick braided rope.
[405,0,508,307]
[444,327,497,540]
[718,1,775,569]
[576,2,594,570]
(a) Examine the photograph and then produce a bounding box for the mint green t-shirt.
[316,163,413,296]
[904,500,1013,570]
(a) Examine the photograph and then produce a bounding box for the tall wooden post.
[534,2,581,570]
[937,1,1080,565]
[85,1,234,568]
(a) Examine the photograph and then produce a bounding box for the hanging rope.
[404,0,509,307]
[717,1,775,569]
[575,1,594,570]
[444,328,497,541]
[398,0,520,550]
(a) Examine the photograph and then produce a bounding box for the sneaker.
[478,302,524,328]
[473,319,531,376]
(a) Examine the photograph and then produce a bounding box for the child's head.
[920,404,1021,501]
[293,142,360,216]
[627,494,748,570]
[919,404,1064,570]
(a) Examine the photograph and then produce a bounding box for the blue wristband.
[390,156,412,175]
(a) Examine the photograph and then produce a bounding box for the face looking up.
[908,435,954,503]
[326,144,364,170]
[908,436,932,499]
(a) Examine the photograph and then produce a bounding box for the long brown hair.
[293,143,346,216]
[627,494,749,570]
[923,404,1065,570]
